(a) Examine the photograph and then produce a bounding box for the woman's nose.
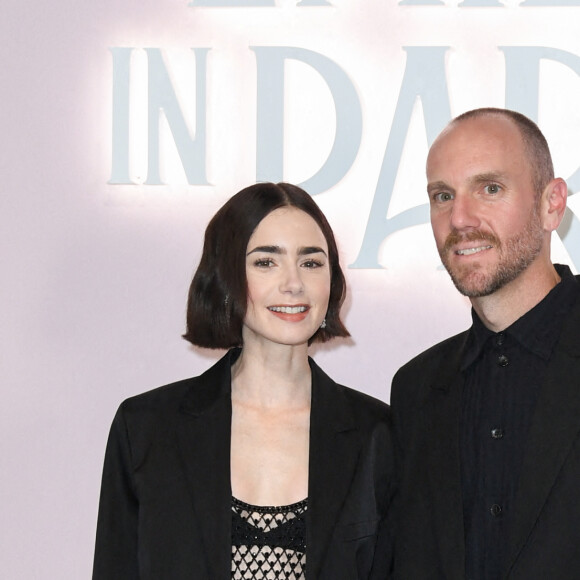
[279,265,304,294]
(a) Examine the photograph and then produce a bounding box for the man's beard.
[438,208,544,298]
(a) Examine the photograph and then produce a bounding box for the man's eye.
[485,184,500,194]
[434,192,453,202]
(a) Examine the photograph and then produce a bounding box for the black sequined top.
[231,496,307,579]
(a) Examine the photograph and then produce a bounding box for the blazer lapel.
[176,350,238,579]
[421,333,468,579]
[307,359,360,578]
[506,302,580,577]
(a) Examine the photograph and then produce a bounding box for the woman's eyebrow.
[247,245,327,256]
[247,245,282,256]
[299,246,327,256]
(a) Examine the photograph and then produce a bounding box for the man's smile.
[456,245,493,256]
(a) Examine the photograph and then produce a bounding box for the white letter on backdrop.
[145,48,209,185]
[252,46,362,195]
[352,47,450,268]
[503,45,580,268]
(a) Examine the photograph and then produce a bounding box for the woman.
[93,182,393,579]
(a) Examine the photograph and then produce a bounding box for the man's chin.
[448,269,495,298]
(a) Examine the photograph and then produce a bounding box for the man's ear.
[542,178,568,232]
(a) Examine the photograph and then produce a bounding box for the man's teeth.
[269,306,307,314]
[456,245,492,256]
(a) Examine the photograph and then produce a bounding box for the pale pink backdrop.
[2,1,579,577]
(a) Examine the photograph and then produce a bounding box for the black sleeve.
[92,405,140,580]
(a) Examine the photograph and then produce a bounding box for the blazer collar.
[422,293,580,579]
[422,332,470,578]
[307,358,359,578]
[430,332,469,393]
[176,349,237,579]
[506,294,580,576]
[179,348,240,416]
[174,349,361,579]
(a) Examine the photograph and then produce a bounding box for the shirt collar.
[462,264,579,371]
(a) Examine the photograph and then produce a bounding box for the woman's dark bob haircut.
[183,182,350,349]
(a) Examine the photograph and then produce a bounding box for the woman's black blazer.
[93,349,394,579]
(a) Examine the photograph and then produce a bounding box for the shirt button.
[490,504,502,517]
[491,428,504,439]
[495,333,505,346]
[498,354,509,367]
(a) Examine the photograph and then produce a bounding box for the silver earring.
[320,318,327,329]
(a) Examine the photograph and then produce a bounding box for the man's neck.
[471,262,561,332]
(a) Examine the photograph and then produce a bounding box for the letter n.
[109,47,210,185]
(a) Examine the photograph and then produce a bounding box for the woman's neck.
[231,342,311,409]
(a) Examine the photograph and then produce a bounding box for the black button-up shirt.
[460,264,579,580]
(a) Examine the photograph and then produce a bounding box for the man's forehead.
[434,114,521,150]
[428,116,525,169]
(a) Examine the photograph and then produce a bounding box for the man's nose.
[450,194,480,230]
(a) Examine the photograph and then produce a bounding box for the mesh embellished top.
[231,496,308,580]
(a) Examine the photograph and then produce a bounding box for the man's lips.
[455,244,493,256]
[443,230,500,256]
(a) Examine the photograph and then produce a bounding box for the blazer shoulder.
[395,330,468,378]
[310,357,390,426]
[118,349,237,418]
[119,376,197,417]
[340,383,390,421]
[391,330,469,404]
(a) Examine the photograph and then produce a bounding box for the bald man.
[391,108,580,579]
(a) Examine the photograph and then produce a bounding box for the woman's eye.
[254,258,274,268]
[302,259,323,269]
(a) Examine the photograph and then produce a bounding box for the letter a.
[352,47,450,268]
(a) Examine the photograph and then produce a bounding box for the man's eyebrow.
[427,181,454,195]
[469,172,506,186]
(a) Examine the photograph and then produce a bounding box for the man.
[390,108,580,579]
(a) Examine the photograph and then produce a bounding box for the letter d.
[252,47,362,194]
